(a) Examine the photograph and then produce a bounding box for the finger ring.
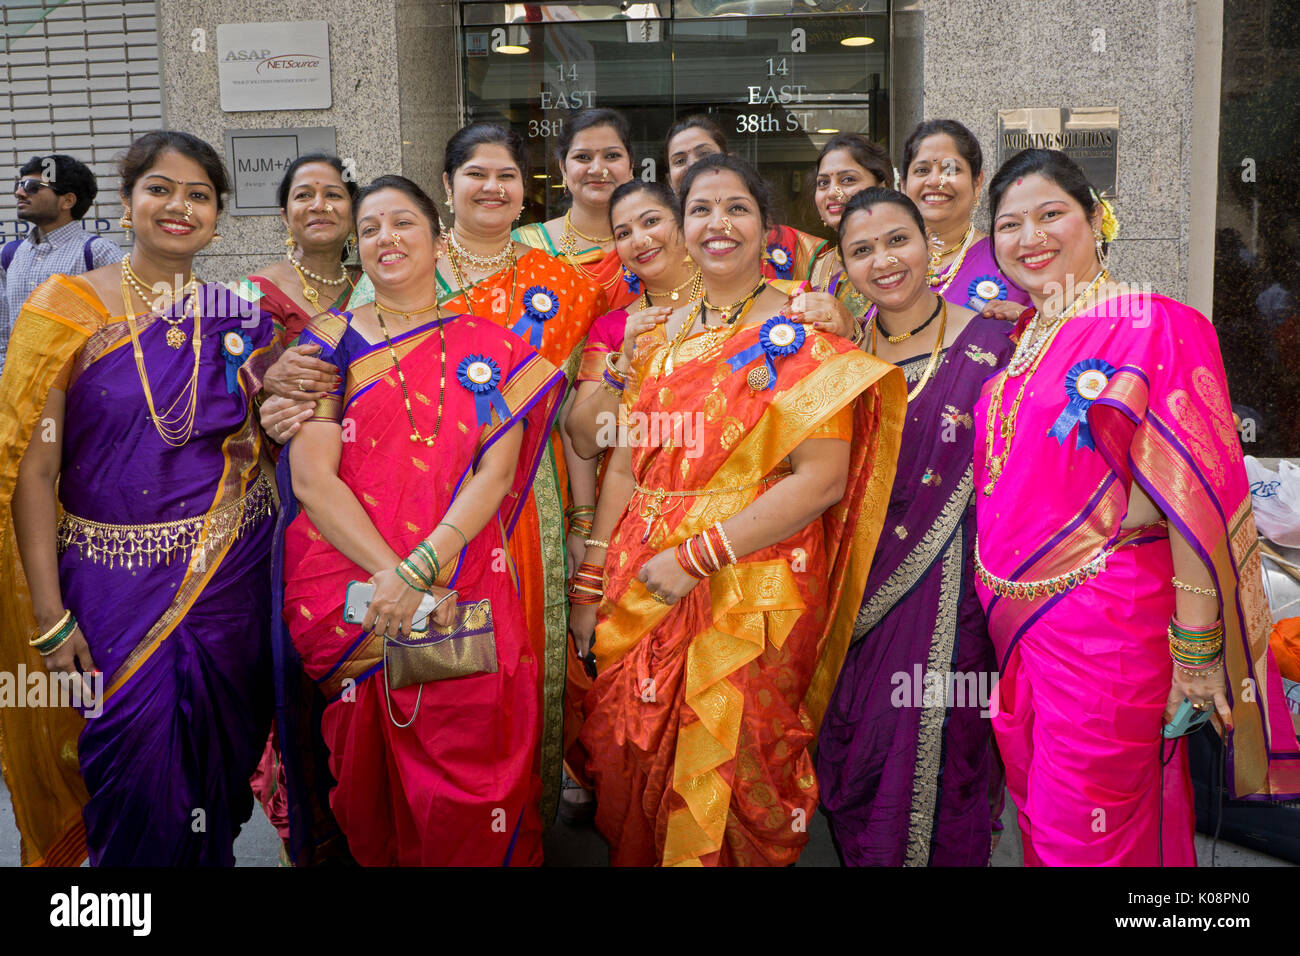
[1198,699,1215,711]
[298,380,307,392]
[650,590,672,605]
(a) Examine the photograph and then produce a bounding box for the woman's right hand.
[363,567,426,637]
[262,343,340,401]
[41,625,97,701]
[621,306,672,363]
[260,394,314,444]
[570,601,598,658]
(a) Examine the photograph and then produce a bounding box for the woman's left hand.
[637,547,700,606]
[363,567,426,637]
[980,299,1029,322]
[566,532,586,582]
[788,291,859,340]
[1165,664,1233,730]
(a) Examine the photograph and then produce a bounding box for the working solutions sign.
[216,21,333,112]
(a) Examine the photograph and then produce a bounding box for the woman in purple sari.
[0,131,277,866]
[816,188,1014,866]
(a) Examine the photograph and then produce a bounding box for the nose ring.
[833,186,846,202]
[324,202,335,214]
[498,184,506,200]
[1036,229,1048,246]
[600,168,610,181]
[638,234,653,249]
[721,217,733,235]
[183,200,193,221]
[885,255,899,264]
[391,233,402,245]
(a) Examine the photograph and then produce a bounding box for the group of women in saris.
[1,107,1297,870]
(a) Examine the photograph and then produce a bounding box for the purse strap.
[381,593,486,728]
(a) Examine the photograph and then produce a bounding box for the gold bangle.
[604,351,627,383]
[1172,577,1218,598]
[584,538,609,549]
[29,609,72,647]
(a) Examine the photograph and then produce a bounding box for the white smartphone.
[343,581,457,634]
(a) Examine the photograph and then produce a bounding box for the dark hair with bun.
[678,152,777,231]
[354,174,442,240]
[118,130,230,212]
[987,148,1107,266]
[837,186,927,254]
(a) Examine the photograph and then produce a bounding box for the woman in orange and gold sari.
[571,154,905,866]
[514,108,640,312]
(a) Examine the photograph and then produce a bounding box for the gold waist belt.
[57,473,274,570]
[632,467,792,538]
[973,530,1142,600]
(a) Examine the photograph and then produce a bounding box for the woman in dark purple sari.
[0,131,278,866]
[816,188,1014,866]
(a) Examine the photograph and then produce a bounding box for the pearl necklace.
[927,222,977,295]
[288,253,349,286]
[121,258,199,350]
[448,228,516,273]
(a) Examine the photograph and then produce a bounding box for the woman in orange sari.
[572,154,905,866]
[514,108,640,311]
[279,176,565,865]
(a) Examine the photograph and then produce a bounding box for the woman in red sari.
[514,108,640,311]
[278,176,565,865]
[572,154,905,866]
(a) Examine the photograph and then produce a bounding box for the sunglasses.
[14,178,61,195]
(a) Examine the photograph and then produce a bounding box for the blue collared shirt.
[0,221,124,370]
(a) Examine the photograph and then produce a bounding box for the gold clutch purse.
[381,598,497,727]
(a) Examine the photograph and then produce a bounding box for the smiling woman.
[0,130,280,866]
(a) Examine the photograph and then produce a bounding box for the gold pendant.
[165,326,186,349]
[670,291,680,301]
[746,365,771,391]
[303,288,320,310]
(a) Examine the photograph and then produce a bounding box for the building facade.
[1,0,1296,454]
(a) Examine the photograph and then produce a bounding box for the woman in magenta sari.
[976,149,1300,865]
[0,131,278,866]
[816,188,1014,866]
[277,176,565,866]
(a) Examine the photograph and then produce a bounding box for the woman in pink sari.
[975,149,1300,866]
[277,176,566,865]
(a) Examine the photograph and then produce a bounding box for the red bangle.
[675,541,705,579]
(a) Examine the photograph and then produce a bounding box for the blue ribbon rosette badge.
[766,242,793,279]
[726,315,806,391]
[1048,358,1117,450]
[966,275,1008,311]
[622,267,641,296]
[458,355,511,426]
[221,330,253,393]
[511,286,559,347]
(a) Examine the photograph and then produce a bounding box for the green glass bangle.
[407,546,438,582]
[34,631,73,656]
[395,561,430,592]
[412,542,441,579]
[437,521,469,553]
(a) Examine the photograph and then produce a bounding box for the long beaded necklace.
[289,254,352,312]
[981,269,1109,495]
[927,221,977,296]
[445,243,519,320]
[120,269,202,446]
[870,295,948,404]
[560,210,621,292]
[122,257,198,350]
[448,228,516,273]
[375,305,446,447]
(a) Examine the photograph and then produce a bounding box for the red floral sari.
[280,310,565,865]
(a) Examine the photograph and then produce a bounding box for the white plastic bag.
[1245,457,1300,547]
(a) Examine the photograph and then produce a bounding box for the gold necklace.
[871,297,948,404]
[702,278,768,325]
[445,247,519,320]
[120,271,202,447]
[289,256,352,312]
[928,222,977,295]
[560,211,620,292]
[664,289,761,377]
[565,210,613,245]
[448,228,516,272]
[375,307,446,447]
[374,296,441,320]
[122,259,198,349]
[644,269,703,306]
[878,294,942,345]
[982,269,1109,495]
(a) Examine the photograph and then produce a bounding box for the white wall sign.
[217,21,332,112]
[224,127,338,215]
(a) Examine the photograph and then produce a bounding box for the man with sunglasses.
[0,154,122,370]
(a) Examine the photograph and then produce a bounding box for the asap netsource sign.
[217,21,332,112]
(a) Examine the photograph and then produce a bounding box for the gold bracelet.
[29,609,72,647]
[1172,577,1218,598]
[584,538,609,549]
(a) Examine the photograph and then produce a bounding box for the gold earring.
[119,211,132,230]
[285,230,296,250]
[212,233,222,243]
[346,232,358,255]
